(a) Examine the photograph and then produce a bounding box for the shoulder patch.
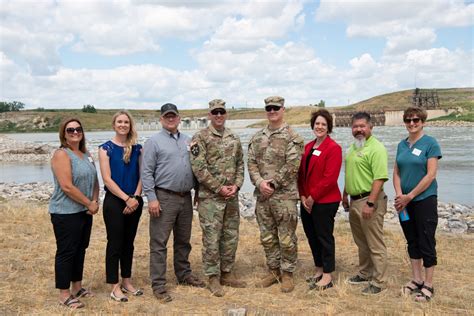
[191,143,200,156]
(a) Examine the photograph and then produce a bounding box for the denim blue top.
[49,148,97,214]
[396,134,442,202]
[99,140,142,195]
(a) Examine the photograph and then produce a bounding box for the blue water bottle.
[399,208,410,221]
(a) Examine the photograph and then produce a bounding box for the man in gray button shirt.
[142,103,205,303]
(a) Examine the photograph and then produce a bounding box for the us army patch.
[191,143,200,156]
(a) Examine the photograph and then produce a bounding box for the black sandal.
[61,295,85,309]
[401,280,424,296]
[415,284,434,302]
[74,287,94,298]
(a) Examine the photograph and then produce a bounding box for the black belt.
[155,187,190,197]
[350,192,371,200]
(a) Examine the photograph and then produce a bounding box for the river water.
[1,126,473,205]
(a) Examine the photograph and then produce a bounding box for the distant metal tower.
[410,88,440,108]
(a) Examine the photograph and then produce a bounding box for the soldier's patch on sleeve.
[191,143,200,156]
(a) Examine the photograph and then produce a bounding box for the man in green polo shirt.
[342,111,388,295]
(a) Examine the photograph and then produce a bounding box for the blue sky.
[0,0,472,109]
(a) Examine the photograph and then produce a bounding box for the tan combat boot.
[280,271,295,293]
[255,269,281,288]
[220,271,247,288]
[208,276,224,297]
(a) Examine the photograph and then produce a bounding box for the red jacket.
[297,135,342,204]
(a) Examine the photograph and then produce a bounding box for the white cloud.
[316,0,474,54]
[0,0,472,110]
[203,0,305,52]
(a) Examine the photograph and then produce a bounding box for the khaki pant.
[349,191,387,288]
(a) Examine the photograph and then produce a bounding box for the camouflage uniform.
[190,124,244,276]
[248,123,304,272]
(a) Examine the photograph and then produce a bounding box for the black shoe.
[362,284,385,295]
[309,281,334,291]
[305,275,323,284]
[347,275,369,285]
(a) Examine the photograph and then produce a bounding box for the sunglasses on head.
[404,118,421,124]
[66,127,83,134]
[265,105,281,112]
[211,109,226,116]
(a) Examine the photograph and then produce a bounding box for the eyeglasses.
[403,118,421,124]
[66,127,83,134]
[265,105,281,112]
[210,109,226,116]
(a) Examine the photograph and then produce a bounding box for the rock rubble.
[1,182,472,235]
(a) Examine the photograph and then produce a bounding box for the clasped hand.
[87,200,99,215]
[394,194,411,212]
[219,185,238,199]
[259,180,274,199]
[123,196,139,214]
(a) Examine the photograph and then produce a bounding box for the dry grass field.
[1,201,473,315]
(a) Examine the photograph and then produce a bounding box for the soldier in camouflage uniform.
[247,96,304,293]
[190,99,246,297]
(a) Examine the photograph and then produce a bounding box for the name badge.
[412,148,421,156]
[88,156,94,163]
[312,150,321,156]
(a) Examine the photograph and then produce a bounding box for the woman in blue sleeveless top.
[99,110,143,302]
[393,107,442,302]
[49,118,99,309]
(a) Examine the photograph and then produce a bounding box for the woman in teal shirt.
[49,118,99,309]
[393,107,442,302]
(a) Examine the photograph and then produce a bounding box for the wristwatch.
[366,201,375,208]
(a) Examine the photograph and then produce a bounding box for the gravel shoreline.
[1,182,472,235]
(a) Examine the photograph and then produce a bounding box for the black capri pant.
[103,191,143,284]
[51,211,93,289]
[301,202,339,273]
[400,195,438,268]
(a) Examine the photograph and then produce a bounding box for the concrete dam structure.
[333,109,454,127]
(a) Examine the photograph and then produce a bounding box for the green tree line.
[0,101,25,112]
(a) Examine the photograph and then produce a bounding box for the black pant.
[103,192,143,284]
[301,202,339,273]
[51,211,93,289]
[400,195,438,267]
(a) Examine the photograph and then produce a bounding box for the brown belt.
[350,191,371,200]
[155,187,190,197]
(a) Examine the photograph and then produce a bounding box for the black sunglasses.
[211,109,226,116]
[265,105,281,112]
[66,127,83,134]
[403,118,421,124]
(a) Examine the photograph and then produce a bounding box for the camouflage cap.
[209,99,226,111]
[264,96,285,107]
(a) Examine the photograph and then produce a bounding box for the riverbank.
[1,182,472,235]
[1,199,473,314]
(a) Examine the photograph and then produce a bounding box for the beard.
[353,137,366,149]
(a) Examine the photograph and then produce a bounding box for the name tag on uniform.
[312,150,321,156]
[412,148,421,156]
[88,156,94,163]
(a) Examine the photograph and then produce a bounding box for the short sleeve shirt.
[99,141,142,195]
[344,136,388,196]
[395,134,442,201]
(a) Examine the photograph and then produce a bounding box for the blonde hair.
[112,110,137,163]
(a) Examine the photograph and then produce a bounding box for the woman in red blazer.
[298,109,342,291]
